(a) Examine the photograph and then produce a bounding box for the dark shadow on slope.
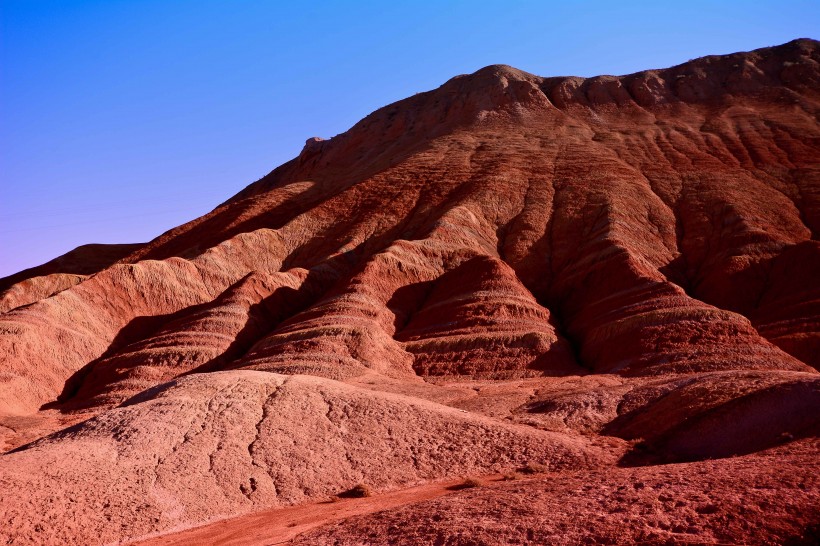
[784,522,820,546]
[47,263,350,413]
[41,299,222,410]
[613,381,820,467]
[279,171,468,274]
[393,256,584,378]
[186,265,339,376]
[0,243,143,293]
[387,280,436,335]
[535,297,589,373]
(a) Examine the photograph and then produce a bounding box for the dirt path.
[129,475,507,546]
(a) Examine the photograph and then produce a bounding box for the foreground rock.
[0,371,606,545]
[294,440,820,546]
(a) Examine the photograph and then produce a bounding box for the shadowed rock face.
[1,39,819,545]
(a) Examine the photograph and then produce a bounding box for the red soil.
[130,475,505,546]
[1,38,819,545]
[293,439,820,546]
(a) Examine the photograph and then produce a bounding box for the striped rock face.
[1,39,819,546]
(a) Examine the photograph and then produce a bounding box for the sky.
[1,1,818,278]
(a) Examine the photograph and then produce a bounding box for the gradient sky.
[1,1,818,277]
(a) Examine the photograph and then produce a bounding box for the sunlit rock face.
[1,39,818,546]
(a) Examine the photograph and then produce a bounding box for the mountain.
[1,39,819,545]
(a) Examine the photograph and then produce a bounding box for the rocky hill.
[1,38,818,545]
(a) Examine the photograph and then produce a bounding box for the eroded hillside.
[1,39,818,545]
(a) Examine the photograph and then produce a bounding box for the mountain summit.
[1,39,819,545]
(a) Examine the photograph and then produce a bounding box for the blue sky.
[1,0,818,277]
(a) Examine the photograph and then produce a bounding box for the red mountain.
[1,39,819,545]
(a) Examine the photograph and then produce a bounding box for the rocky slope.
[1,38,819,545]
[2,371,611,545]
[293,439,820,546]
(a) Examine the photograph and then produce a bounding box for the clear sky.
[1,1,818,277]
